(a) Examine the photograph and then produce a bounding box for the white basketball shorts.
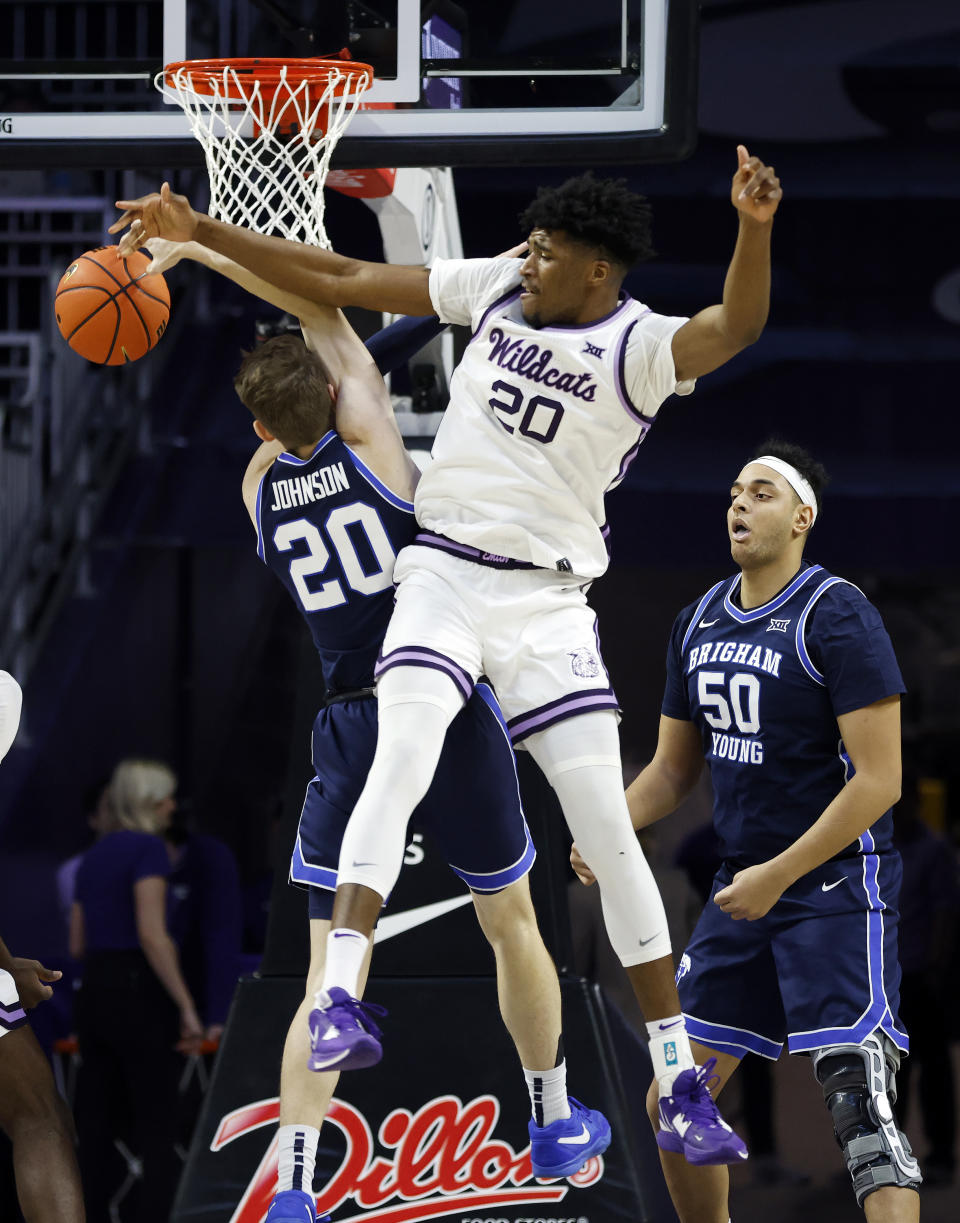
[0,967,27,1036]
[375,538,619,743]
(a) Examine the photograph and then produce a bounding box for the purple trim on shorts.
[0,1002,27,1030]
[414,531,538,570]
[591,616,611,683]
[375,645,474,703]
[507,687,620,744]
[614,316,658,425]
[471,285,523,339]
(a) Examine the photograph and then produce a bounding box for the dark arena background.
[0,2,958,1222]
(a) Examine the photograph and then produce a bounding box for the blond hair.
[106,758,177,834]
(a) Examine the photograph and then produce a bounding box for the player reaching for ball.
[114,146,781,1165]
[142,236,611,1222]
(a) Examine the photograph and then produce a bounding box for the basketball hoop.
[157,57,375,248]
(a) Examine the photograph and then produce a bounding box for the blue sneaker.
[307,988,387,1072]
[528,1098,611,1178]
[656,1058,748,1166]
[264,1189,328,1222]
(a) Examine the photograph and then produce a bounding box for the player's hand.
[10,957,62,1008]
[570,843,597,886]
[109,181,200,255]
[496,241,529,260]
[203,1023,225,1048]
[143,236,190,276]
[176,1002,205,1055]
[713,863,784,921]
[731,145,782,224]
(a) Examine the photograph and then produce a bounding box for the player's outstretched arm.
[572,716,703,884]
[147,233,335,317]
[714,695,902,922]
[112,183,434,316]
[670,145,782,383]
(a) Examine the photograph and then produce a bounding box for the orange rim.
[161,57,374,99]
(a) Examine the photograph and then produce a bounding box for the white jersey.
[421,257,695,579]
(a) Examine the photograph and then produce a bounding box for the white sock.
[524,1061,572,1127]
[276,1124,320,1193]
[320,929,369,999]
[645,1015,695,1093]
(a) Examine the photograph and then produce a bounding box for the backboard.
[1,0,698,168]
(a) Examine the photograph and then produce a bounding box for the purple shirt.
[75,830,171,951]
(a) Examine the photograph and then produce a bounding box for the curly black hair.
[750,437,830,519]
[518,172,655,269]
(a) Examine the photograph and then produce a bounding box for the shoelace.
[327,995,388,1040]
[676,1056,724,1127]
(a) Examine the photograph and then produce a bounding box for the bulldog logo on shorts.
[567,647,600,679]
[676,952,692,984]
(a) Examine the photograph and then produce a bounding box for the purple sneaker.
[528,1098,612,1178]
[656,1058,749,1166]
[307,988,387,1072]
[264,1189,329,1222]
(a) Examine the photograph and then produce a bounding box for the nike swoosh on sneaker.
[308,1046,352,1069]
[699,618,719,628]
[557,1123,591,1146]
[821,879,844,892]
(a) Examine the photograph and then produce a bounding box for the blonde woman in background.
[70,758,202,1223]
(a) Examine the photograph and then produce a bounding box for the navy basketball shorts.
[677,852,909,1058]
[376,544,620,745]
[0,968,27,1037]
[290,682,535,920]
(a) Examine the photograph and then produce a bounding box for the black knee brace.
[813,1033,922,1207]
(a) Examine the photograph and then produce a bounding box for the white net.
[156,61,373,248]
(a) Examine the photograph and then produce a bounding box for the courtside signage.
[215,1093,603,1223]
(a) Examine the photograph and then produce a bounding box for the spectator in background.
[55,779,111,935]
[165,805,244,1041]
[894,765,959,1184]
[70,759,203,1223]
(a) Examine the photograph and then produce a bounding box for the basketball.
[54,246,170,365]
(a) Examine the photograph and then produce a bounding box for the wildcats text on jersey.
[268,461,350,511]
[487,328,597,401]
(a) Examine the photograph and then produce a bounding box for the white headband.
[752,455,818,523]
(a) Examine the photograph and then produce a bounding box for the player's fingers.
[497,241,528,260]
[36,965,62,981]
[739,167,776,200]
[114,193,159,211]
[737,143,750,168]
[108,209,142,234]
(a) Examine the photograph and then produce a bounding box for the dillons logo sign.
[217,1093,604,1223]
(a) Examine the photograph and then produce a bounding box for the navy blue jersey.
[662,563,905,866]
[256,431,416,691]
